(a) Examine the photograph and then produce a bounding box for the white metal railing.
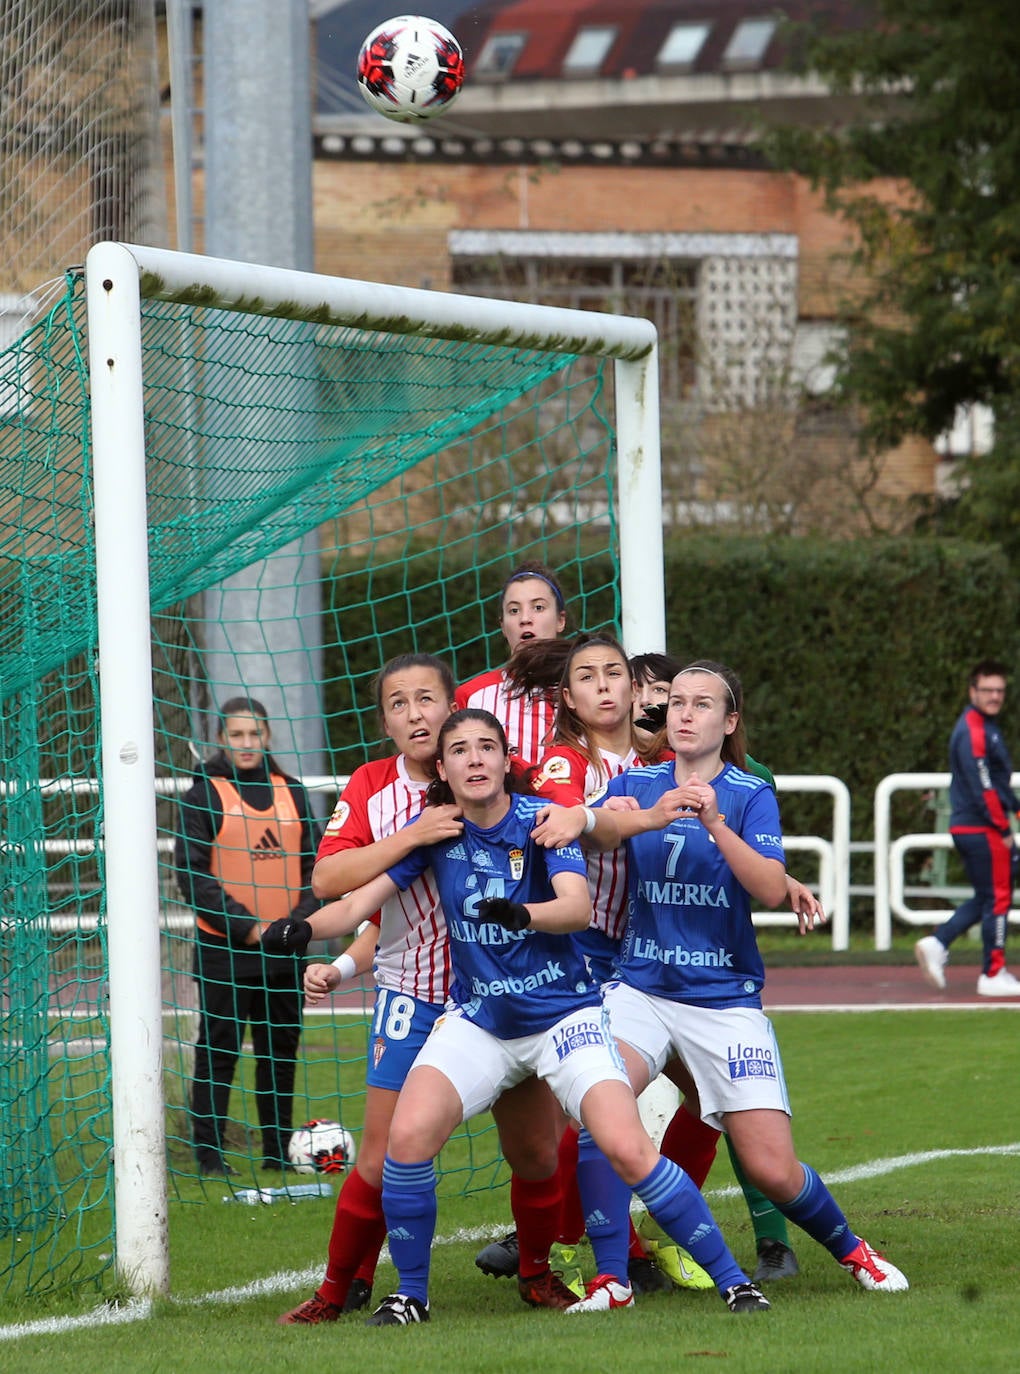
[20,766,1020,951]
[772,775,851,949]
[14,772,851,945]
[874,770,1020,949]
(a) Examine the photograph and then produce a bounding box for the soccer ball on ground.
[356,15,464,123]
[287,1119,357,1174]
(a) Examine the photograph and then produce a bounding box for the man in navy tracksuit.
[915,659,1020,996]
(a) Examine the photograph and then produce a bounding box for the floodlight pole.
[85,240,169,1297]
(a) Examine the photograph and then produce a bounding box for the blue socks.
[381,1156,437,1304]
[634,1156,746,1293]
[775,1162,857,1259]
[576,1135,748,1296]
[576,1128,632,1282]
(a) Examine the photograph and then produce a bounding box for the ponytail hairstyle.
[674,659,747,770]
[551,631,636,780]
[424,708,533,806]
[504,637,573,698]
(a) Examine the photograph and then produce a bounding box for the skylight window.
[722,18,777,68]
[656,22,711,70]
[563,25,617,75]
[475,31,527,79]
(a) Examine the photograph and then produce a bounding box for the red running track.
[763,961,1020,1011]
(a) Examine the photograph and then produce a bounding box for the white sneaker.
[976,968,1020,997]
[839,1239,909,1292]
[563,1273,634,1313]
[914,935,948,990]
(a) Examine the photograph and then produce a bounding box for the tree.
[767,0,1020,552]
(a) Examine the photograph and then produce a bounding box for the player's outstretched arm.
[304,961,342,1004]
[303,922,379,1004]
[263,873,397,954]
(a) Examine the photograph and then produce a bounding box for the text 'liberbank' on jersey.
[387,794,599,1038]
[599,761,786,1008]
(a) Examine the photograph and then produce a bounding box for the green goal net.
[0,253,657,1302]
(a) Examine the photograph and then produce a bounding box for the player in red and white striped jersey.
[278,653,460,1324]
[531,633,659,979]
[527,634,678,1293]
[315,752,452,1004]
[455,561,568,767]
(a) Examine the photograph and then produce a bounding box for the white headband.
[676,666,737,710]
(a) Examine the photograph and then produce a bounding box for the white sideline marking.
[3,1146,1018,1342]
[0,1297,154,1340]
[703,1142,1020,1199]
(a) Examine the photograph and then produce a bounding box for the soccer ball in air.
[287,1119,357,1174]
[356,15,464,123]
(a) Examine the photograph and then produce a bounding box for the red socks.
[659,1103,720,1189]
[512,1169,566,1280]
[555,1124,585,1245]
[318,1167,387,1307]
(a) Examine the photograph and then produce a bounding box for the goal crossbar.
[124,243,658,360]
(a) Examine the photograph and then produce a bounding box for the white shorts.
[603,980,791,1131]
[411,1003,630,1125]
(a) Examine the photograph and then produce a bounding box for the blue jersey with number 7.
[599,761,785,1008]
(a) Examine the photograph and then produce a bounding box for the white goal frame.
[84,240,663,1296]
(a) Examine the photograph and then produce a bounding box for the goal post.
[78,242,666,1299]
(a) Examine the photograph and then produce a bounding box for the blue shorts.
[365,987,444,1091]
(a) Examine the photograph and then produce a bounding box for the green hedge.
[657,536,1018,842]
[322,535,1018,840]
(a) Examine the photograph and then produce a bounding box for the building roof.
[314,0,873,164]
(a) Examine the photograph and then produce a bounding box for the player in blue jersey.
[631,650,807,1283]
[915,658,1020,996]
[533,661,909,1296]
[278,708,770,1324]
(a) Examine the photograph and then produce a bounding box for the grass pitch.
[3,1010,1019,1373]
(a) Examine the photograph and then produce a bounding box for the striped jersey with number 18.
[317,753,449,1004]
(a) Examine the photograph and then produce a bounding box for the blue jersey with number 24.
[387,793,599,1039]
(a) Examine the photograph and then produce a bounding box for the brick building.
[0,2,955,531]
[308,0,946,532]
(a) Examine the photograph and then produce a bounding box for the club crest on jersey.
[532,755,570,788]
[324,800,350,834]
[509,847,524,880]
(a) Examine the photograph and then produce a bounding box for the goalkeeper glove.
[478,896,532,931]
[634,701,667,732]
[261,917,312,955]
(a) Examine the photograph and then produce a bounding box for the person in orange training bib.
[176,696,320,1176]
